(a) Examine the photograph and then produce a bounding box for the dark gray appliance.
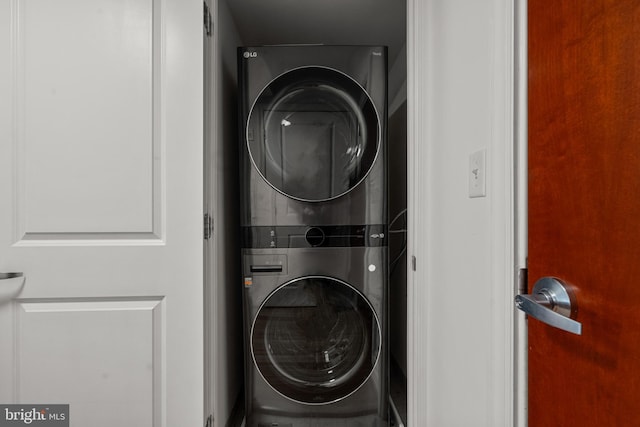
[238,45,387,228]
[242,246,388,426]
[238,45,388,426]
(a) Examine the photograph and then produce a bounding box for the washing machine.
[238,45,388,426]
[242,242,388,426]
[238,45,387,228]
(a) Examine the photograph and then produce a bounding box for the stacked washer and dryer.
[238,45,388,427]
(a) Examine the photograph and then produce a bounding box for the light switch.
[469,149,486,198]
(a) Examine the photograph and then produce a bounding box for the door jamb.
[405,0,425,423]
[514,0,528,425]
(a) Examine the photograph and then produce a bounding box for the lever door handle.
[515,276,582,335]
[0,272,23,280]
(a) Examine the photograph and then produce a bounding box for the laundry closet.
[204,1,407,425]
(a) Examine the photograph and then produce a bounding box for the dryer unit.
[242,245,388,427]
[238,45,388,228]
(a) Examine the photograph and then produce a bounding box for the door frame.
[206,0,525,424]
[406,0,524,425]
[514,0,528,425]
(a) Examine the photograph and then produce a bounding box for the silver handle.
[515,276,582,335]
[0,272,23,280]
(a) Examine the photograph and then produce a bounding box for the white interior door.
[0,1,203,426]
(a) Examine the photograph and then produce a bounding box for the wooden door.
[0,1,203,426]
[528,1,640,425]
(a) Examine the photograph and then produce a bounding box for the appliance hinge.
[204,213,213,240]
[204,414,213,427]
[203,2,212,37]
[518,267,528,294]
[411,255,417,271]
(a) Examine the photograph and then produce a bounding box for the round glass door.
[246,66,380,202]
[251,276,381,404]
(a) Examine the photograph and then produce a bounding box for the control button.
[305,227,326,247]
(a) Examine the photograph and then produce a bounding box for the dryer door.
[251,276,381,405]
[246,67,380,202]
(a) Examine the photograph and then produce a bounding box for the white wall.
[407,0,516,425]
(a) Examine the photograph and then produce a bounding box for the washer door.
[246,67,380,202]
[251,276,381,404]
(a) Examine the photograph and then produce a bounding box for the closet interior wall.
[207,1,244,426]
[207,1,407,424]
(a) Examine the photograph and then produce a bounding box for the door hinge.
[203,2,212,37]
[411,255,417,271]
[518,267,528,294]
[204,213,213,240]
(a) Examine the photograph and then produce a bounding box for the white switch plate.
[469,149,486,198]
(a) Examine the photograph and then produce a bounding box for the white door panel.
[0,0,203,426]
[18,0,157,236]
[16,299,161,427]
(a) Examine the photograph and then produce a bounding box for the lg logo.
[243,51,258,58]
